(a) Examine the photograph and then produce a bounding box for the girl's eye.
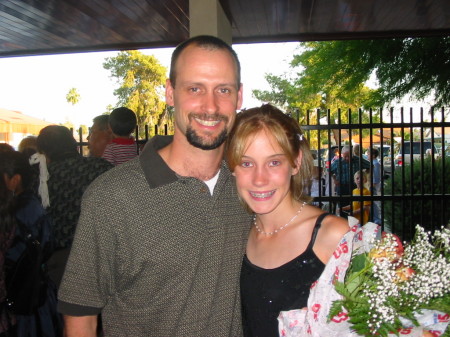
[269,160,281,167]
[240,161,253,168]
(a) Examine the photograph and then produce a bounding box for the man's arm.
[64,315,97,337]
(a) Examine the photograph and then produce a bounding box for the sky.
[0,42,300,128]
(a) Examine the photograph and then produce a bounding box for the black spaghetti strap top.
[241,213,330,337]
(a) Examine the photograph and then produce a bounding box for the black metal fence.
[301,106,450,241]
[76,106,450,241]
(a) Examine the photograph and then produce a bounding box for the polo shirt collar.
[139,135,177,188]
[139,135,231,191]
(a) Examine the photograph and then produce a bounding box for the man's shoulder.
[78,156,114,173]
[49,155,112,174]
[82,155,113,165]
[94,157,140,181]
[330,158,341,171]
[83,158,143,199]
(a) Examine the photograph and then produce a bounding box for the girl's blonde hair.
[226,104,313,208]
[354,170,369,188]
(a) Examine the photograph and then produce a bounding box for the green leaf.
[328,300,345,322]
[348,253,368,274]
[346,274,363,295]
[350,322,372,336]
[333,281,348,295]
[384,322,400,336]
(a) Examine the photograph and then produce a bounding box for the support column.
[189,0,232,44]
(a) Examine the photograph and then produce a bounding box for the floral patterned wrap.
[278,218,450,337]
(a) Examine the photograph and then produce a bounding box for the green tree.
[254,37,450,111]
[79,124,88,135]
[253,45,379,116]
[61,120,74,130]
[253,43,380,149]
[66,88,80,105]
[103,50,167,134]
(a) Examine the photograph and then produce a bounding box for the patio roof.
[1,0,449,57]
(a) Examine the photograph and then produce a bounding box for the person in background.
[353,143,369,160]
[311,157,333,212]
[102,107,138,165]
[0,143,14,153]
[330,145,370,217]
[226,104,348,337]
[32,125,113,288]
[310,159,326,207]
[367,148,381,194]
[0,153,18,336]
[87,115,112,158]
[342,170,371,225]
[58,35,250,337]
[18,135,38,159]
[367,147,382,224]
[1,151,63,337]
[331,147,339,165]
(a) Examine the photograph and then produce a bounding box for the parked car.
[445,145,450,157]
[377,145,393,175]
[377,145,391,159]
[394,141,437,167]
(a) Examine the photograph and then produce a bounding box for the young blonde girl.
[226,104,349,337]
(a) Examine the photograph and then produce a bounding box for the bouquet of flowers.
[328,225,450,336]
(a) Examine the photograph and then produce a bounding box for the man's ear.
[236,83,243,110]
[165,79,175,107]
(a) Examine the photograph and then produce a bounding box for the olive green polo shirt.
[58,135,251,336]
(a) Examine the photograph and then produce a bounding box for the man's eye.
[189,87,200,93]
[219,88,231,94]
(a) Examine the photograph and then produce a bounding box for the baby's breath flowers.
[328,225,450,337]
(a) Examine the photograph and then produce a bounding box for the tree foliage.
[103,50,167,133]
[66,87,80,106]
[253,37,450,113]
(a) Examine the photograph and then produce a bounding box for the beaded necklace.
[253,201,306,235]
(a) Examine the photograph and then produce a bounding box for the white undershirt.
[203,170,220,195]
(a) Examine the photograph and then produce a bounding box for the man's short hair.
[109,107,137,137]
[92,115,110,131]
[169,35,241,89]
[341,145,351,154]
[37,125,78,161]
[371,148,379,157]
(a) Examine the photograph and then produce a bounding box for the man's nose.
[202,91,219,113]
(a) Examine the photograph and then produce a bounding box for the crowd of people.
[0,35,417,337]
